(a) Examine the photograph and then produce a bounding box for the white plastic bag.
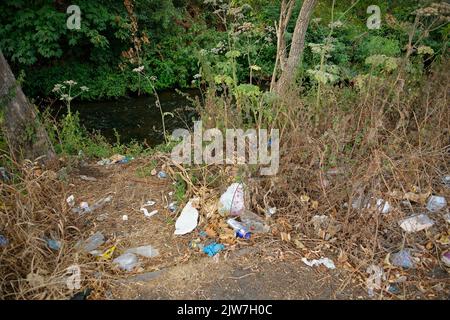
[174,199,199,235]
[218,183,245,216]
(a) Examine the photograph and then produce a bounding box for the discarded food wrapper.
[398,214,434,233]
[218,183,245,216]
[203,242,225,257]
[126,245,159,258]
[66,195,75,207]
[391,249,414,269]
[174,199,199,235]
[100,246,116,260]
[141,208,158,218]
[301,257,336,269]
[113,253,139,271]
[426,195,447,212]
[122,215,128,221]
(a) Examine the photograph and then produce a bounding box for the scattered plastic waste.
[168,202,177,212]
[301,257,336,269]
[442,176,450,188]
[443,213,450,224]
[122,215,128,221]
[199,231,207,238]
[266,207,277,217]
[391,249,414,269]
[310,215,329,231]
[113,253,139,271]
[189,239,204,250]
[426,196,447,212]
[126,245,159,258]
[387,284,400,295]
[0,167,10,181]
[227,219,251,239]
[352,193,369,210]
[46,238,61,251]
[398,214,434,232]
[96,213,108,222]
[366,265,384,297]
[97,154,130,166]
[218,183,245,216]
[80,175,97,182]
[100,246,116,260]
[151,168,157,176]
[80,232,105,253]
[157,171,168,179]
[373,199,391,214]
[70,288,92,300]
[353,195,391,213]
[144,200,156,206]
[66,195,75,207]
[140,208,158,218]
[117,156,133,164]
[97,159,111,166]
[174,199,199,235]
[71,201,91,214]
[203,242,225,257]
[90,196,113,211]
[240,210,270,233]
[73,196,113,214]
[441,251,450,267]
[0,234,8,247]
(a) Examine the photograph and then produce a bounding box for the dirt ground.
[66,158,449,300]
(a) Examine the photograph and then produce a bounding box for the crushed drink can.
[227,218,251,240]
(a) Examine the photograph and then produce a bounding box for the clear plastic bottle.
[226,219,251,239]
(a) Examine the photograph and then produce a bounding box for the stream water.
[65,89,199,145]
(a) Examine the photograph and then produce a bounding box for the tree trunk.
[272,0,318,94]
[0,51,55,164]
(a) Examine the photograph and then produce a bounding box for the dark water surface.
[67,89,199,145]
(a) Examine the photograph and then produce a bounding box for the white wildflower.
[52,84,62,92]
[64,80,77,86]
[328,20,343,29]
[80,86,89,92]
[132,66,145,73]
